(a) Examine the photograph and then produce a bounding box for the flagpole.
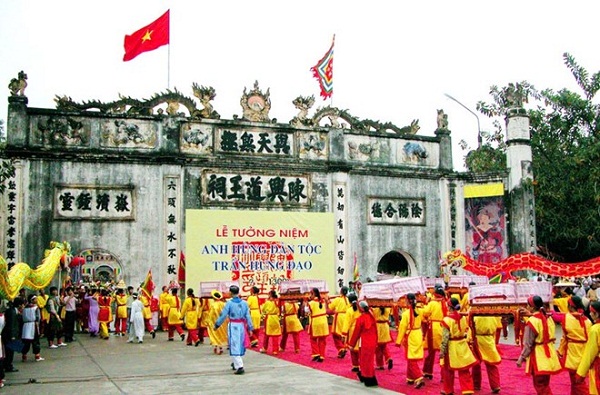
[167,8,171,90]
[331,34,335,108]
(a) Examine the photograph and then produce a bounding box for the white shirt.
[64,295,77,312]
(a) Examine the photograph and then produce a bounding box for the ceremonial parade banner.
[463,182,508,264]
[186,210,335,296]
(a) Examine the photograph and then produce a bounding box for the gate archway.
[73,248,124,285]
[376,250,417,277]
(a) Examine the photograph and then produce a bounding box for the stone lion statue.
[9,71,28,96]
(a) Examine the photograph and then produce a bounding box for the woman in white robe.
[128,293,145,344]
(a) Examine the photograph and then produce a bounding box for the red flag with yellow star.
[123,10,170,62]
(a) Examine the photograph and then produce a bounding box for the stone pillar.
[505,106,536,254]
[435,128,453,171]
[7,96,28,147]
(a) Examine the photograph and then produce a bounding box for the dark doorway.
[377,251,410,276]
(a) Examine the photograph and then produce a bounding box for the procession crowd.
[1,278,600,394]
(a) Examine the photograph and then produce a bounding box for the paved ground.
[1,331,399,395]
[1,322,563,394]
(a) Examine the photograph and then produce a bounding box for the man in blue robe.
[215,285,254,375]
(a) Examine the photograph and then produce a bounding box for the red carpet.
[252,330,574,394]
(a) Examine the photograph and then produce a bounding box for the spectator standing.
[63,287,77,342]
[590,282,599,302]
[85,288,100,337]
[125,286,134,334]
[21,294,44,362]
[3,298,24,372]
[46,287,66,349]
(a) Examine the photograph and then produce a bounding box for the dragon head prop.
[45,241,73,269]
[441,250,467,270]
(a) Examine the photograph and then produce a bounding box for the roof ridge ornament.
[54,84,220,119]
[238,80,271,123]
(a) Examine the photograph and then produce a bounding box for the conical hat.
[116,279,127,289]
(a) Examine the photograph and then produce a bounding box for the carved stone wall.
[4,87,462,286]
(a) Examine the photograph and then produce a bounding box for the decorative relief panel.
[345,135,391,163]
[35,116,90,146]
[298,131,328,160]
[100,119,157,148]
[180,122,213,154]
[398,140,439,168]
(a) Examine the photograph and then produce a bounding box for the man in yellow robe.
[373,306,393,370]
[114,288,128,336]
[180,288,200,346]
[208,290,228,354]
[198,296,212,344]
[343,294,361,370]
[555,295,591,394]
[36,289,50,337]
[260,290,281,354]
[328,286,350,358]
[308,288,329,362]
[280,299,303,353]
[576,300,600,394]
[159,286,170,331]
[440,297,477,395]
[516,295,562,395]
[396,293,425,389]
[472,316,502,393]
[246,286,261,348]
[421,287,448,380]
[166,288,185,341]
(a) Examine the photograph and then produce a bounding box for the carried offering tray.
[361,277,427,302]
[199,281,238,298]
[278,279,329,300]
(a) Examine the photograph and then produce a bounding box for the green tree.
[471,54,600,262]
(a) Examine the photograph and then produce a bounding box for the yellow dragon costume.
[0,241,71,300]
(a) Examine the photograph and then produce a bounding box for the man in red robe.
[348,300,378,387]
